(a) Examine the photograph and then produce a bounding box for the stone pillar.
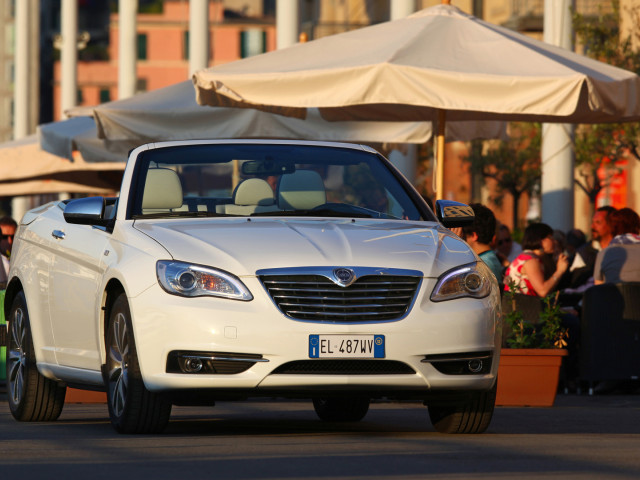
[541,0,575,231]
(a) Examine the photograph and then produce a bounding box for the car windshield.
[129,143,433,221]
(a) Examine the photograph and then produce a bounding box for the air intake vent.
[260,274,421,322]
[271,360,415,375]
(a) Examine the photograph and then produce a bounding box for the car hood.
[133,217,476,278]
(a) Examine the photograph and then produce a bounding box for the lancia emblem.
[333,268,356,287]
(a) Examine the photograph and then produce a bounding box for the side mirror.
[435,199,475,228]
[63,197,110,226]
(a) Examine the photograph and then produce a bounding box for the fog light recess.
[421,351,492,375]
[166,351,268,375]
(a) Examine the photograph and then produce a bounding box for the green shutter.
[137,33,147,60]
[99,89,111,103]
[240,31,247,58]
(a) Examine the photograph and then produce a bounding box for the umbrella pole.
[435,109,446,201]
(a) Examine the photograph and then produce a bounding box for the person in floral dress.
[504,222,569,297]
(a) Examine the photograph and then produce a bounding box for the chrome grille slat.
[272,294,410,301]
[287,310,405,317]
[260,274,420,322]
[263,280,418,287]
[267,287,416,294]
[279,302,409,309]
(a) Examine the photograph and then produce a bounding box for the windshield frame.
[126,141,437,222]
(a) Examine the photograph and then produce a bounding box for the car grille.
[260,274,421,322]
[271,360,415,375]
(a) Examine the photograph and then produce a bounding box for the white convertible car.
[4,140,501,434]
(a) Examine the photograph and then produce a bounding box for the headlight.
[430,261,493,302]
[157,261,253,301]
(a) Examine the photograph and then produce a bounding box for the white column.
[276,0,299,49]
[118,0,138,99]
[389,0,418,184]
[542,0,575,231]
[14,0,30,139]
[12,0,33,223]
[390,0,416,20]
[60,0,78,118]
[189,0,209,76]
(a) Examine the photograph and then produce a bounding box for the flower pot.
[65,388,107,404]
[496,348,568,407]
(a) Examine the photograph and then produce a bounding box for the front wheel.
[104,293,171,434]
[427,383,496,434]
[312,397,370,422]
[7,291,66,422]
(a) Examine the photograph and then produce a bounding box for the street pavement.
[0,388,639,479]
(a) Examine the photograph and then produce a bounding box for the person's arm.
[593,250,605,285]
[523,253,569,297]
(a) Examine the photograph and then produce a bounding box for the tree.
[572,0,640,213]
[466,123,541,229]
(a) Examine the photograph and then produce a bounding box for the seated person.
[565,206,616,292]
[594,208,640,285]
[460,203,503,283]
[504,222,568,298]
[494,223,523,268]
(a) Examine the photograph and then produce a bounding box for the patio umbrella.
[38,117,129,163]
[86,80,503,147]
[43,81,503,166]
[193,3,640,199]
[0,135,124,195]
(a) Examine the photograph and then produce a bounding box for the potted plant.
[496,285,569,407]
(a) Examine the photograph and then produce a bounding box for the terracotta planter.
[65,388,107,404]
[496,348,568,407]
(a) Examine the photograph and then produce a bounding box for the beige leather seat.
[224,178,279,215]
[141,168,184,213]
[278,170,326,211]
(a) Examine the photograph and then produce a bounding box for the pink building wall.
[53,1,275,120]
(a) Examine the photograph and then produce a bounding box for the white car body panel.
[133,218,475,277]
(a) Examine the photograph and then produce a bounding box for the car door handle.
[51,230,66,240]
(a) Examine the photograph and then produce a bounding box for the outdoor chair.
[579,282,640,394]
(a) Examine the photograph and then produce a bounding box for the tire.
[428,382,497,434]
[312,397,370,422]
[6,291,66,422]
[104,293,171,434]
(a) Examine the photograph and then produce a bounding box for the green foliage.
[503,282,568,349]
[465,123,541,229]
[572,0,640,208]
[538,295,569,349]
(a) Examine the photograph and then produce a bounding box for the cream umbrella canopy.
[39,80,504,172]
[0,135,124,195]
[87,80,503,147]
[193,3,640,199]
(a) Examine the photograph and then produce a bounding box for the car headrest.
[141,168,183,210]
[278,170,326,211]
[233,178,275,206]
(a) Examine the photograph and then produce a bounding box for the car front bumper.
[127,277,501,397]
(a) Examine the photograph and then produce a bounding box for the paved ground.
[1,387,639,479]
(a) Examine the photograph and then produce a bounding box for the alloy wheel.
[7,307,27,406]
[107,312,130,418]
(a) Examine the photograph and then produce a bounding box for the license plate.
[309,335,385,358]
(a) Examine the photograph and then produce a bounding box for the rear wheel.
[7,291,66,422]
[428,383,496,434]
[312,397,370,422]
[105,293,171,434]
